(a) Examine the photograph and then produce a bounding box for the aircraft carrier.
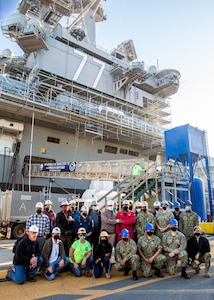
[0,0,181,194]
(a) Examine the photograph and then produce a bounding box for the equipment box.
[199,222,214,234]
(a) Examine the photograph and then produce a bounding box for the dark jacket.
[56,211,74,236]
[41,237,66,268]
[93,242,112,262]
[13,235,40,266]
[187,235,210,259]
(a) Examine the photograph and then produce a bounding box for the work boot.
[155,268,164,278]
[132,270,138,281]
[124,266,130,276]
[205,267,211,278]
[195,268,200,275]
[181,267,190,279]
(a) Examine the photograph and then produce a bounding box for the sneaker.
[84,271,92,277]
[26,275,37,282]
[105,273,111,279]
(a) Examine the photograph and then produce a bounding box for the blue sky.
[1,0,214,156]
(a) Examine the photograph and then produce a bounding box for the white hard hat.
[107,200,114,206]
[122,199,129,205]
[81,205,89,212]
[60,200,69,206]
[69,199,76,205]
[35,202,43,208]
[52,227,61,234]
[45,200,52,205]
[28,225,39,233]
[153,201,161,207]
[141,201,148,207]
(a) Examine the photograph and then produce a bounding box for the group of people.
[5,197,212,284]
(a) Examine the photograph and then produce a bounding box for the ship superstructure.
[0,0,181,193]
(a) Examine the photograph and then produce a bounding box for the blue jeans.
[44,256,69,280]
[8,256,43,284]
[93,257,111,278]
[70,256,93,277]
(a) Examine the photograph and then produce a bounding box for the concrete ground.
[0,237,214,300]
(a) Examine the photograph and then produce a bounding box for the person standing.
[41,227,69,280]
[179,200,199,240]
[132,162,145,176]
[26,202,50,252]
[43,199,56,238]
[138,223,166,278]
[155,200,174,239]
[115,229,140,280]
[135,201,155,239]
[101,199,121,247]
[172,201,182,225]
[75,205,94,245]
[116,199,136,241]
[162,219,190,279]
[6,225,43,284]
[56,200,75,256]
[89,200,101,249]
[187,225,211,278]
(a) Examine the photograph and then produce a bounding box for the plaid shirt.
[26,213,50,236]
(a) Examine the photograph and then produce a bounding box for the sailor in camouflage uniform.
[137,223,166,278]
[155,200,174,239]
[115,228,140,280]
[135,201,156,239]
[162,219,190,279]
[179,200,199,240]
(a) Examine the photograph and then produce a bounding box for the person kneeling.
[69,227,93,277]
[93,231,112,279]
[41,227,69,280]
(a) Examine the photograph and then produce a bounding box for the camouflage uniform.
[135,212,156,239]
[137,234,166,277]
[179,211,199,240]
[115,239,140,271]
[155,211,174,238]
[162,230,188,275]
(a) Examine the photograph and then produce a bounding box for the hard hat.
[161,200,169,206]
[28,225,39,233]
[185,200,192,205]
[52,227,61,234]
[107,200,114,206]
[153,201,161,207]
[45,200,52,205]
[173,201,180,207]
[122,199,129,205]
[100,231,108,238]
[69,199,76,205]
[91,200,97,205]
[135,201,142,208]
[145,223,154,231]
[60,200,68,206]
[141,201,148,207]
[81,205,89,212]
[35,202,43,208]
[170,219,178,226]
[120,228,130,237]
[77,227,86,234]
[135,162,140,165]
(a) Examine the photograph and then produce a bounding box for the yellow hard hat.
[100,231,108,238]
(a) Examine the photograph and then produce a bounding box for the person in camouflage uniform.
[155,200,174,239]
[162,219,190,279]
[179,200,199,240]
[187,225,211,278]
[115,228,140,280]
[137,223,166,278]
[135,201,156,239]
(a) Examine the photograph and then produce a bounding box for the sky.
[0,0,214,156]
